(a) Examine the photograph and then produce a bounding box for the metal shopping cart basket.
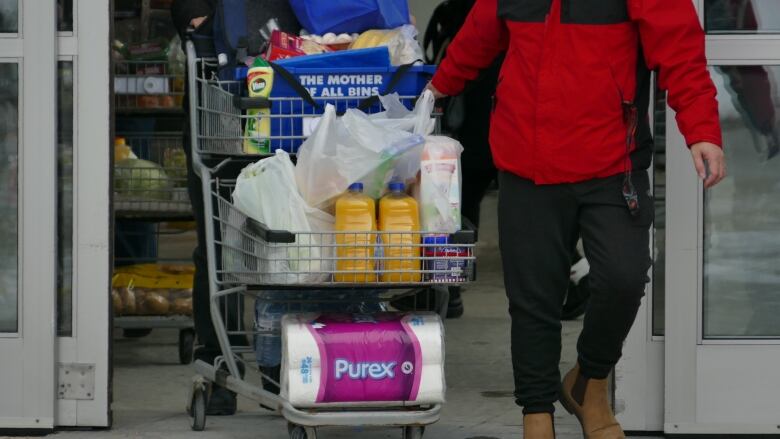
[184,40,476,439]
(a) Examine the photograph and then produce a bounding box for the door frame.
[0,1,58,431]
[614,82,665,433]
[54,0,112,428]
[663,0,780,434]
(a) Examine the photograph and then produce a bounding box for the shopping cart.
[184,40,476,439]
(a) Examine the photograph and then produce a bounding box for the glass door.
[664,0,780,433]
[0,1,59,430]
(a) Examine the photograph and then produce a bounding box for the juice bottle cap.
[348,182,364,192]
[388,182,405,192]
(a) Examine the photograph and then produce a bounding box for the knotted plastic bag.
[232,150,334,284]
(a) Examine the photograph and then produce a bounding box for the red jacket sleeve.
[431,0,508,97]
[632,0,723,148]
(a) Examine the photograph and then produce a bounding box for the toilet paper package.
[281,312,445,407]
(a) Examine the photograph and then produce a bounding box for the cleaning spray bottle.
[243,56,274,154]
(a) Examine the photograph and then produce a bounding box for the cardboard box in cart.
[235,63,436,152]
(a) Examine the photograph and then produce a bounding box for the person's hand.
[425,82,447,100]
[190,16,208,29]
[690,142,726,188]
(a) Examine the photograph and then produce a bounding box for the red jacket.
[432,0,723,184]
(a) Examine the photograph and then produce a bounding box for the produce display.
[162,147,187,185]
[114,137,138,161]
[114,158,173,201]
[112,264,194,316]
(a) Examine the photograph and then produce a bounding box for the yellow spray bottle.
[243,57,274,154]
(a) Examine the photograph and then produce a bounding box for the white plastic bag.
[295,104,425,209]
[418,136,464,233]
[371,90,436,136]
[384,25,425,66]
[378,91,436,188]
[232,150,334,284]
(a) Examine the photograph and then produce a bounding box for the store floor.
[58,192,660,439]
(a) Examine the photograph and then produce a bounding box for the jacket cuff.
[431,65,466,97]
[684,133,723,149]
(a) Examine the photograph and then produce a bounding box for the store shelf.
[114,59,185,113]
[114,315,193,329]
[115,107,185,116]
[114,199,193,221]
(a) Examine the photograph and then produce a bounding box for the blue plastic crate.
[235,64,436,152]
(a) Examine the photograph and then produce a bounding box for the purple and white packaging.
[281,312,445,407]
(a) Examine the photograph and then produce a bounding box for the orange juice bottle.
[334,183,377,283]
[379,182,421,283]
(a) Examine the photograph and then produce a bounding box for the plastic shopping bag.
[232,150,334,284]
[295,104,425,210]
[289,0,410,35]
[352,25,424,66]
[369,91,436,187]
[372,90,436,136]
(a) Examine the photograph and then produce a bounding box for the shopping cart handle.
[450,216,478,244]
[233,95,271,110]
[246,217,296,244]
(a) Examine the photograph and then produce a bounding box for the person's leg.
[183,117,221,363]
[498,171,579,414]
[576,175,651,378]
[183,117,241,415]
[560,174,651,436]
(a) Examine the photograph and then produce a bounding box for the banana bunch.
[351,29,400,50]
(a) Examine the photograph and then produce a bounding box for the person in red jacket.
[428,0,726,437]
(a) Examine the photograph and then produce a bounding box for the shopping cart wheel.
[178,329,195,365]
[287,423,317,439]
[190,386,207,431]
[402,426,425,439]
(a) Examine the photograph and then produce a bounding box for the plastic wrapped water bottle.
[254,291,386,368]
[254,300,286,367]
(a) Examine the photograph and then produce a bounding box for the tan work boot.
[559,364,625,439]
[523,413,556,439]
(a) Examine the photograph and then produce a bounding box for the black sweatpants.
[498,171,652,414]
